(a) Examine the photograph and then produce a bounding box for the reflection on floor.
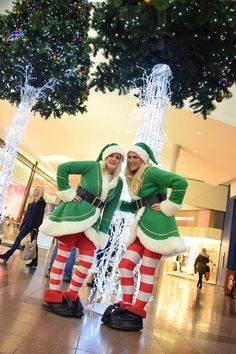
[0,248,236,354]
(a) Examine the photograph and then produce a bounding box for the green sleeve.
[146,167,188,205]
[99,179,123,234]
[57,161,95,191]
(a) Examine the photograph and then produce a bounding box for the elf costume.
[40,143,125,317]
[103,142,188,331]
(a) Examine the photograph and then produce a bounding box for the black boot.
[107,309,143,331]
[43,297,84,318]
[0,250,12,262]
[26,258,38,268]
[101,304,122,324]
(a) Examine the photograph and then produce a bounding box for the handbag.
[21,239,37,260]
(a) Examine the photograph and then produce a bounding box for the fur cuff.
[44,290,64,303]
[57,188,76,202]
[160,199,182,217]
[124,304,146,318]
[98,232,108,250]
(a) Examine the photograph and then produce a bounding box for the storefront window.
[3,159,31,220]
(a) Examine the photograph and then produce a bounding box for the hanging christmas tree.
[91,0,236,118]
[0,0,91,118]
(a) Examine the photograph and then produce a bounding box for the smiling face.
[127,151,143,174]
[105,153,122,174]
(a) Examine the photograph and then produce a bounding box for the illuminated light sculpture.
[87,64,172,314]
[0,66,56,224]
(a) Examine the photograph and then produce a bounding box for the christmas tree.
[0,0,91,118]
[91,0,236,117]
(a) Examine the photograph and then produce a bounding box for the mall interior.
[1,1,236,353]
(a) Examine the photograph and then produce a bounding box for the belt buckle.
[92,197,103,209]
[136,199,143,209]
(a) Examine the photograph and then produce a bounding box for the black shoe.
[230,294,236,299]
[63,276,71,283]
[87,279,95,288]
[107,309,143,331]
[101,304,122,324]
[0,250,11,262]
[26,260,38,268]
[43,297,84,318]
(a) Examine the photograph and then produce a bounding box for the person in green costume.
[102,142,188,331]
[40,143,125,318]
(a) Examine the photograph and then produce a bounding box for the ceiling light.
[193,150,198,153]
[197,131,201,135]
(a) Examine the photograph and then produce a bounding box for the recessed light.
[193,150,198,154]
[197,132,201,135]
[191,164,195,167]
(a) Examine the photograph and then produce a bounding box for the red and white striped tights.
[119,237,162,316]
[49,234,95,301]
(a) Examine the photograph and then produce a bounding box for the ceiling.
[0,0,236,197]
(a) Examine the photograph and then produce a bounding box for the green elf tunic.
[39,160,123,249]
[121,166,188,255]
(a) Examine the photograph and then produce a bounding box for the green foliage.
[91,0,236,117]
[0,0,91,118]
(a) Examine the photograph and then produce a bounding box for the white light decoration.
[87,64,172,313]
[135,63,172,157]
[0,66,56,224]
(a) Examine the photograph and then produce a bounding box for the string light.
[0,66,56,224]
[88,64,172,312]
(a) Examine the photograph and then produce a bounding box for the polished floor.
[0,248,236,354]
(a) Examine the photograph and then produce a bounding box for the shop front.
[163,209,223,284]
[0,148,57,245]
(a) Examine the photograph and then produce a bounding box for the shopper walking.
[194,248,210,289]
[0,186,46,266]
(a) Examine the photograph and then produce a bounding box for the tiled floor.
[0,248,236,354]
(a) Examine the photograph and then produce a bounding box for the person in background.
[46,240,77,282]
[229,273,236,299]
[0,186,46,266]
[40,143,125,318]
[194,248,210,289]
[102,142,188,331]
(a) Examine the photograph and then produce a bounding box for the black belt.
[131,194,166,212]
[76,186,105,210]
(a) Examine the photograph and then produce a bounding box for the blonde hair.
[30,186,45,203]
[124,162,150,195]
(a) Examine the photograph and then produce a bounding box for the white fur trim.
[84,227,99,249]
[137,226,187,255]
[128,145,149,163]
[160,199,182,217]
[99,161,121,199]
[102,145,125,160]
[98,232,108,250]
[39,209,100,237]
[125,207,145,248]
[57,188,76,202]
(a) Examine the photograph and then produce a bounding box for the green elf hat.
[128,142,158,164]
[96,143,125,161]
